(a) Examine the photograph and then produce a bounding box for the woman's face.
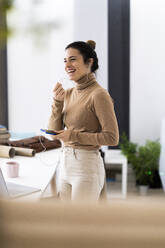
[64,48,92,81]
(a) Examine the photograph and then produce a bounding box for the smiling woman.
[48,40,119,202]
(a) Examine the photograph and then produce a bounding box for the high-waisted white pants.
[58,147,105,201]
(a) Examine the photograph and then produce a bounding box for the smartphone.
[40,129,57,135]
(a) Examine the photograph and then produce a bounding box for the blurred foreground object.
[1,199,165,248]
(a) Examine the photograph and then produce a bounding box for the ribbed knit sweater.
[48,73,119,150]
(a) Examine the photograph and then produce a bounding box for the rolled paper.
[14,147,36,157]
[0,145,15,158]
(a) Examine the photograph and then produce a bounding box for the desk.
[104,149,128,199]
[1,148,127,200]
[0,148,61,199]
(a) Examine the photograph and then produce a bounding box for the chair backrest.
[1,199,165,248]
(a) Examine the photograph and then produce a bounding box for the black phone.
[40,129,57,135]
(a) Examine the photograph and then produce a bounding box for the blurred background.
[0,0,165,146]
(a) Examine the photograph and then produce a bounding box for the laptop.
[0,168,41,199]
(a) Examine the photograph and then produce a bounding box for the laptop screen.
[0,168,9,199]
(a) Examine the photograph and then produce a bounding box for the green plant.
[119,132,161,186]
[0,0,59,48]
[0,0,14,12]
[0,0,14,45]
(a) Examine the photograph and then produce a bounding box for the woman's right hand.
[53,82,65,101]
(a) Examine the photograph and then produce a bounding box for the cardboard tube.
[0,145,15,158]
[14,147,36,157]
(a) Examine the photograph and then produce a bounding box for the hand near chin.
[53,129,72,142]
[53,82,65,101]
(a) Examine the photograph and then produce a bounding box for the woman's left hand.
[53,129,72,143]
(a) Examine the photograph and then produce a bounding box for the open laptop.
[0,168,41,199]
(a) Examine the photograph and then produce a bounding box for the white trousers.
[58,147,105,201]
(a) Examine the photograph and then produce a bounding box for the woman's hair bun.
[86,40,96,50]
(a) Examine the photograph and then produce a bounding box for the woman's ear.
[87,58,94,67]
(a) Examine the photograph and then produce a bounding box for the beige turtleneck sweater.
[48,73,119,150]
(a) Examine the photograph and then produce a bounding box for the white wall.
[74,0,165,145]
[7,0,108,133]
[130,0,165,145]
[7,0,74,133]
[7,0,165,146]
[73,0,108,90]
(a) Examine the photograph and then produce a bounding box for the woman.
[48,40,119,201]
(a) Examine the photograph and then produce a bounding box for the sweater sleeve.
[48,99,64,131]
[69,90,119,146]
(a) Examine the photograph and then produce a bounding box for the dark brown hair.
[65,40,99,73]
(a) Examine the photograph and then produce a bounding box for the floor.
[107,181,165,201]
[106,164,165,202]
[15,164,165,203]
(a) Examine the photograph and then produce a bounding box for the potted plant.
[119,133,161,195]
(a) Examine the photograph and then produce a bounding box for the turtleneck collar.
[75,73,96,90]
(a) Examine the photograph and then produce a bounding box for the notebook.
[0,168,40,199]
